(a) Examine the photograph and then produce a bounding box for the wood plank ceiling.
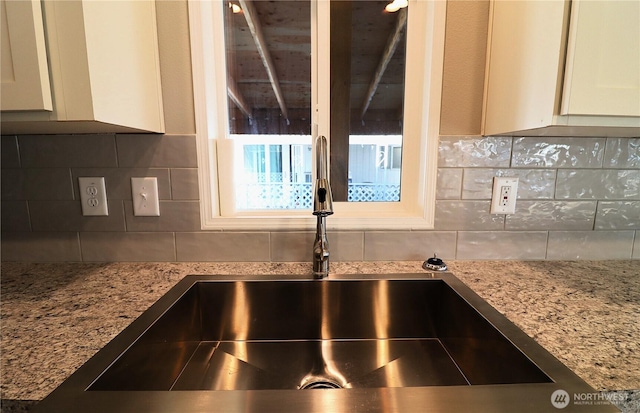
[225,0,407,136]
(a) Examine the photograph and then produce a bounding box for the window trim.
[189,0,446,231]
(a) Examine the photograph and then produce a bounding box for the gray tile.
[1,232,81,261]
[72,168,171,199]
[176,232,270,261]
[364,231,456,261]
[556,169,640,200]
[595,201,640,230]
[604,138,640,168]
[438,136,512,167]
[80,232,176,261]
[1,135,20,167]
[116,134,197,167]
[270,232,314,262]
[18,134,117,167]
[124,201,201,231]
[547,231,634,260]
[506,201,596,230]
[29,201,126,231]
[457,231,547,260]
[1,201,31,231]
[512,137,605,168]
[24,168,74,200]
[269,231,363,262]
[435,200,505,230]
[633,231,639,259]
[462,169,556,200]
[0,168,71,201]
[328,231,364,261]
[436,168,462,199]
[171,169,200,200]
[1,169,25,200]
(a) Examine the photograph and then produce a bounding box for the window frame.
[189,0,446,230]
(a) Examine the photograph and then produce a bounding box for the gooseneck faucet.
[312,135,334,279]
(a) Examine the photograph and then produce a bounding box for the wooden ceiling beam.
[227,76,253,119]
[359,8,407,119]
[238,0,289,121]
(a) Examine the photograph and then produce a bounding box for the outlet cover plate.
[490,177,518,214]
[78,177,109,216]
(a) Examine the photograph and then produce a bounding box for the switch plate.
[78,177,109,216]
[490,177,518,214]
[131,177,160,216]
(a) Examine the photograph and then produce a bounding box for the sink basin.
[34,273,617,412]
[89,278,550,390]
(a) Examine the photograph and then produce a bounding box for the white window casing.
[189,0,446,231]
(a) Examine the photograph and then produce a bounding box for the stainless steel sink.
[34,273,618,412]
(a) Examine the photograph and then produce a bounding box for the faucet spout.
[312,136,333,278]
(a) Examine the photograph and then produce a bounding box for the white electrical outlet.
[78,177,109,216]
[490,177,518,214]
[131,177,160,216]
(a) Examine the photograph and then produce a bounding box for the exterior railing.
[236,182,400,209]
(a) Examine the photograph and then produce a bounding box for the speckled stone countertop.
[1,261,639,411]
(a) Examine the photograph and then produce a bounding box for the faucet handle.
[313,179,333,216]
[318,188,327,203]
[313,136,333,216]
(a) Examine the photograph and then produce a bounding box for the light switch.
[131,177,160,216]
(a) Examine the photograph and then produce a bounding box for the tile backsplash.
[1,134,638,262]
[437,136,638,260]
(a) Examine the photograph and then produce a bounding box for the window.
[235,137,312,209]
[189,0,445,230]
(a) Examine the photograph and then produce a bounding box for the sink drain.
[299,375,343,390]
[300,380,342,390]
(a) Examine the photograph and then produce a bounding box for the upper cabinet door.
[483,0,640,137]
[561,0,640,117]
[0,0,52,111]
[1,0,164,134]
[482,0,568,135]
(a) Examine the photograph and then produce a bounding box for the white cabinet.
[1,0,164,134]
[482,0,640,137]
[562,1,640,117]
[0,0,52,112]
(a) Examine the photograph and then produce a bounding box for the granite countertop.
[1,260,639,411]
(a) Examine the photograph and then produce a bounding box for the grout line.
[15,135,23,168]
[552,166,559,200]
[453,230,458,260]
[68,168,77,201]
[77,232,85,262]
[543,230,550,260]
[113,133,120,168]
[172,232,178,261]
[25,200,33,232]
[121,200,129,232]
[507,136,514,168]
[362,231,368,262]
